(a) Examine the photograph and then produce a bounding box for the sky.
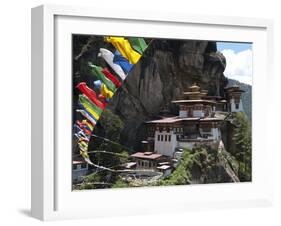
[217,42,252,85]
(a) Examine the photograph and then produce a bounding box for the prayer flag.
[79,94,103,115]
[80,149,90,160]
[76,109,97,126]
[93,80,102,90]
[82,119,94,131]
[102,68,122,88]
[79,141,88,149]
[98,94,107,105]
[78,137,89,143]
[128,37,148,54]
[98,48,127,80]
[105,37,141,64]
[76,82,105,109]
[77,130,90,140]
[76,120,92,136]
[88,63,116,92]
[78,102,100,122]
[100,83,114,99]
[113,51,133,74]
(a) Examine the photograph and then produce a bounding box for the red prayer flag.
[76,120,92,136]
[98,94,108,106]
[102,68,122,88]
[76,82,105,109]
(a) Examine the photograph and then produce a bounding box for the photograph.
[71,35,252,190]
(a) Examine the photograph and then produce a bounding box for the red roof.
[131,152,163,160]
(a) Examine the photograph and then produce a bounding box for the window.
[158,135,160,141]
[235,103,239,109]
[81,163,86,169]
[161,135,163,141]
[168,135,171,141]
[165,135,167,141]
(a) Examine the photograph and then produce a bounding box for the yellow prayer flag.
[80,99,101,121]
[82,119,94,131]
[105,37,141,64]
[80,149,89,159]
[79,141,88,149]
[100,83,114,99]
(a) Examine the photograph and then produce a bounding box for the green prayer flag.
[89,63,116,92]
[79,94,103,115]
[128,38,148,55]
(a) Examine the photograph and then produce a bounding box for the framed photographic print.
[31,4,274,221]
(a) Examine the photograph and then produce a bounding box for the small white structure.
[157,164,172,178]
[130,152,165,169]
[229,98,244,112]
[154,126,177,156]
[225,85,245,112]
[72,160,89,183]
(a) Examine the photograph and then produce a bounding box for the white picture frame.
[31,4,274,221]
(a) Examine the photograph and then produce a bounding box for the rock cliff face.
[102,39,228,149]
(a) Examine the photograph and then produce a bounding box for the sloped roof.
[131,152,163,160]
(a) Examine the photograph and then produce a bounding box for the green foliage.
[220,148,239,175]
[91,110,127,171]
[83,172,101,183]
[111,177,129,188]
[83,109,129,186]
[158,147,209,186]
[78,183,96,190]
[158,145,240,185]
[98,109,124,142]
[232,112,252,181]
[76,172,105,190]
[158,150,192,186]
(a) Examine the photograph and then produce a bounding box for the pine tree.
[232,112,252,181]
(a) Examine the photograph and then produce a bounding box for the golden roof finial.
[190,83,200,92]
